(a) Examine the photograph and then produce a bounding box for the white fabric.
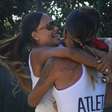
[29,52,39,89]
[29,52,56,112]
[104,38,112,51]
[53,65,106,112]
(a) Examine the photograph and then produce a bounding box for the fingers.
[96,63,106,73]
[102,73,112,83]
[96,59,111,74]
[96,54,112,83]
[97,59,102,64]
[96,59,112,83]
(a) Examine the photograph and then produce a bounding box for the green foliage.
[0,0,112,37]
[95,0,112,37]
[0,0,36,37]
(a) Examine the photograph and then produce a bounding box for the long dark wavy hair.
[19,12,43,63]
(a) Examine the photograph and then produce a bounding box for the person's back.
[50,58,82,90]
[47,58,106,112]
[27,7,107,112]
[51,8,106,112]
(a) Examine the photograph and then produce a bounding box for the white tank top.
[28,52,39,89]
[53,65,106,112]
[28,52,56,112]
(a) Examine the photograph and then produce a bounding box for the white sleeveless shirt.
[28,52,56,112]
[53,65,106,112]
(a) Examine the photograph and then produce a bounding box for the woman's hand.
[96,52,112,83]
[97,52,112,74]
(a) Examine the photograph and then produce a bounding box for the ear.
[32,31,39,40]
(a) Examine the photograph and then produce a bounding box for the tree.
[95,0,112,36]
[0,0,36,38]
[0,0,112,37]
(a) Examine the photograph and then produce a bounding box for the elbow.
[28,94,37,107]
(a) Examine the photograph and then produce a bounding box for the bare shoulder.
[29,48,50,77]
[31,47,50,58]
[30,47,58,77]
[39,57,61,81]
[30,47,52,66]
[45,58,82,89]
[46,58,79,76]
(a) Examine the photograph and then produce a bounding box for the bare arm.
[32,47,98,69]
[86,47,112,75]
[85,46,107,58]
[28,58,56,107]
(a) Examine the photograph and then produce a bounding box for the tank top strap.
[28,51,39,88]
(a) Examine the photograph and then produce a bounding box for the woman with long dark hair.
[19,11,101,112]
[27,8,112,112]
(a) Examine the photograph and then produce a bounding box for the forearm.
[50,47,97,68]
[28,80,52,107]
[44,47,97,68]
[88,47,107,58]
[36,47,98,69]
[28,58,55,107]
[69,48,97,68]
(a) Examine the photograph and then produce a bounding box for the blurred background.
[0,1,112,112]
[0,0,112,40]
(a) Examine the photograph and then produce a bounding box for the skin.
[28,29,112,108]
[30,14,98,78]
[88,47,112,81]
[28,14,112,107]
[32,14,60,46]
[28,29,94,107]
[31,13,112,78]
